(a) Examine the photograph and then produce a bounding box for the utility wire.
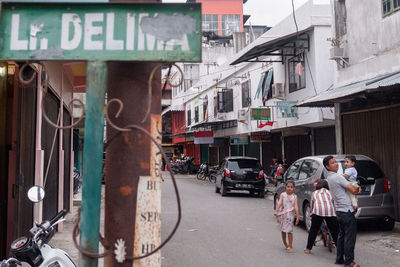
[291,0,299,36]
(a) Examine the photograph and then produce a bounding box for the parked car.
[215,157,265,197]
[273,155,395,231]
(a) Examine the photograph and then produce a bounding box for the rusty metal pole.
[105,2,162,267]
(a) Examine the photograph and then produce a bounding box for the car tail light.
[258,170,264,179]
[384,178,391,193]
[313,179,320,190]
[224,168,231,178]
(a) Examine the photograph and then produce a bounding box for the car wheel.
[259,189,265,198]
[220,181,227,196]
[304,202,312,232]
[381,216,395,231]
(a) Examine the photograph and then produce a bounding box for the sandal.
[304,249,311,254]
[287,247,293,253]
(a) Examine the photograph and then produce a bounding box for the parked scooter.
[1,186,77,267]
[197,163,217,183]
[171,156,195,174]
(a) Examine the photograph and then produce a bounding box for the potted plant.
[327,37,344,58]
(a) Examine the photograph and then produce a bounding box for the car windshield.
[227,159,260,171]
[337,160,384,182]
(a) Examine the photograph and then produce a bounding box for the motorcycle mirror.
[27,186,45,203]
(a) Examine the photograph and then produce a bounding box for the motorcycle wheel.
[209,174,216,183]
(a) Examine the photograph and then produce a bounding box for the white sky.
[162,0,311,27]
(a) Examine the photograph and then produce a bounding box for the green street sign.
[251,108,271,120]
[0,2,201,61]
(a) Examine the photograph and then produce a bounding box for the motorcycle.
[171,156,195,174]
[197,163,217,183]
[1,186,77,267]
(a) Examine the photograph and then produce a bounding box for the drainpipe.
[310,128,315,156]
[34,64,44,224]
[281,134,285,162]
[334,103,343,154]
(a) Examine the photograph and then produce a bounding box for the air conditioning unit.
[272,83,285,99]
[238,109,248,122]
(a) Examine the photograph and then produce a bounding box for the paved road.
[161,172,400,267]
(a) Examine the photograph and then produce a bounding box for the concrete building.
[179,0,336,169]
[299,0,400,219]
[167,0,254,165]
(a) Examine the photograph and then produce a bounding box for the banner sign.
[230,134,248,144]
[0,2,201,61]
[250,132,271,142]
[251,108,271,120]
[277,101,298,118]
[194,131,213,144]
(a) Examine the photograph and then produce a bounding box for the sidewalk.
[50,187,105,267]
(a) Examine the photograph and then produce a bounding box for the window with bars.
[383,0,400,16]
[203,96,208,121]
[217,89,234,113]
[288,53,306,93]
[202,14,219,34]
[194,106,199,123]
[187,109,191,126]
[221,15,241,36]
[241,80,251,108]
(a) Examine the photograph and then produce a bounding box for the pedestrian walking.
[274,181,300,252]
[274,160,285,184]
[324,155,361,267]
[269,158,278,177]
[304,179,339,254]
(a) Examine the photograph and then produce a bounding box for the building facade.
[178,0,336,171]
[299,0,400,219]
[0,62,76,258]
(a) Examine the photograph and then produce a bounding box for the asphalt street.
[161,172,400,267]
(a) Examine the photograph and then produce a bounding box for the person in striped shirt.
[304,179,339,254]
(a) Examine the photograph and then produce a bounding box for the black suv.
[215,157,265,197]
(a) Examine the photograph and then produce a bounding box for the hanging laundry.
[295,62,304,76]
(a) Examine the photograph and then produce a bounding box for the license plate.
[235,184,253,189]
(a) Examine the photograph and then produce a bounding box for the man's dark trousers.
[336,211,357,265]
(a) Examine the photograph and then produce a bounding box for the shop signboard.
[0,2,201,61]
[277,101,298,118]
[251,108,271,120]
[194,130,213,144]
[250,132,271,142]
[230,134,248,144]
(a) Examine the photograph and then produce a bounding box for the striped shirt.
[311,188,336,217]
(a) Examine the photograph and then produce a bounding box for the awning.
[297,71,400,107]
[170,104,185,111]
[231,27,313,65]
[190,120,238,131]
